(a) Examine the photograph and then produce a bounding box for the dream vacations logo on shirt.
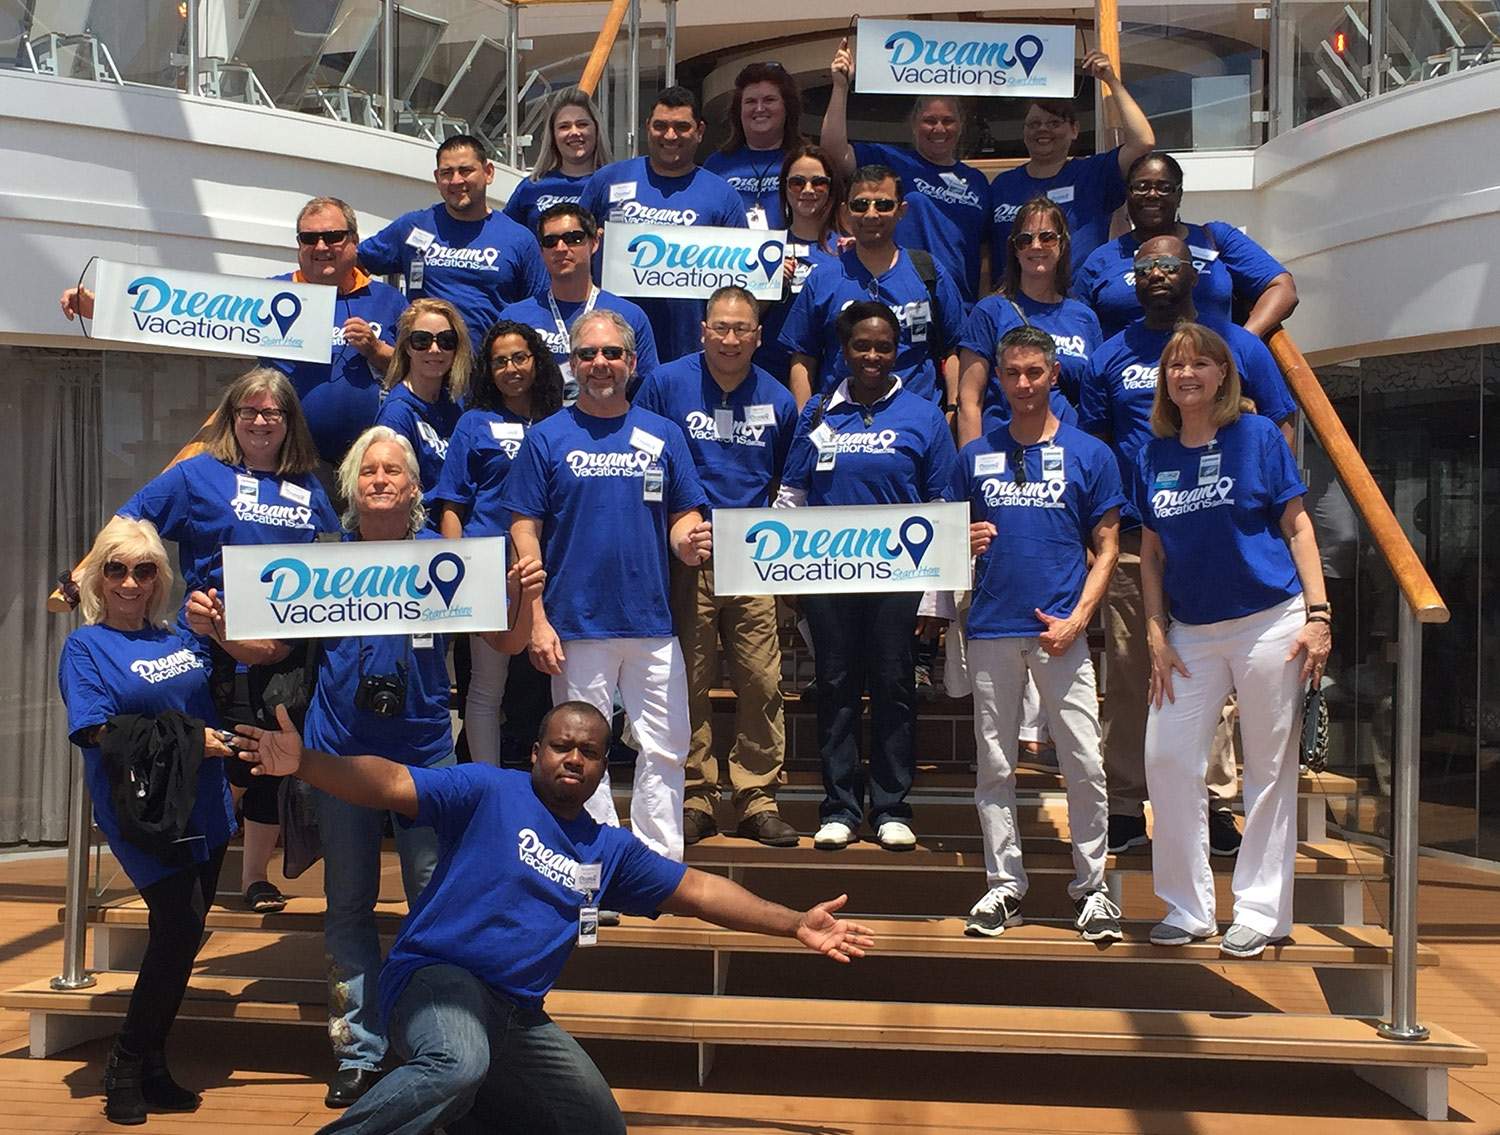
[421,242,502,271]
[231,499,317,529]
[1120,363,1159,391]
[684,411,770,447]
[980,477,1067,509]
[517,827,591,894]
[1151,477,1236,519]
[742,512,938,584]
[564,449,655,478]
[130,648,205,685]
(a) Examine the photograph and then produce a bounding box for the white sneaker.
[813,820,856,850]
[876,820,917,851]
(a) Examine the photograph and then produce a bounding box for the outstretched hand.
[232,703,304,777]
[795,894,875,963]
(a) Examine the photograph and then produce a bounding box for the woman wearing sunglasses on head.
[754,144,846,383]
[503,87,613,234]
[1074,152,1298,340]
[59,517,241,1124]
[705,61,805,229]
[116,368,338,916]
[434,321,566,766]
[821,37,991,306]
[956,197,1103,447]
[375,299,474,529]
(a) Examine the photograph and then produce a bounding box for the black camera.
[355,663,408,717]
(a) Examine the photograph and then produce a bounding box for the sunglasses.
[409,329,460,351]
[234,406,286,424]
[491,350,534,370]
[296,229,351,247]
[540,229,589,249]
[574,344,628,361]
[1012,230,1061,249]
[786,174,832,191]
[848,197,898,214]
[103,561,159,584]
[1133,255,1185,275]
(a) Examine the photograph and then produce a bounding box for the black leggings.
[120,844,226,1053]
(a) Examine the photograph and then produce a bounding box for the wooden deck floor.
[1,848,1498,1133]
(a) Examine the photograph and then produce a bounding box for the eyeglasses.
[234,406,286,424]
[1012,230,1061,249]
[848,197,898,214]
[540,229,589,249]
[491,350,534,370]
[1010,448,1027,486]
[786,175,831,191]
[573,344,628,361]
[1132,255,1185,276]
[409,329,460,352]
[296,229,351,247]
[706,322,759,339]
[1128,180,1180,197]
[103,560,159,584]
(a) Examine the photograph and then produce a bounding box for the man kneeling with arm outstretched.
[235,699,874,1135]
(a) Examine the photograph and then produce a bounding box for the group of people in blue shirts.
[53,50,1333,1133]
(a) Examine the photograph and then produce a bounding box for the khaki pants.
[669,560,785,821]
[1103,529,1238,817]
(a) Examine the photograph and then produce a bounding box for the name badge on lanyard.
[746,205,769,230]
[643,464,665,502]
[408,255,425,291]
[713,408,734,440]
[577,862,603,946]
[235,474,259,502]
[1198,450,1222,486]
[1041,444,1065,482]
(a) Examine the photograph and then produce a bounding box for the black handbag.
[1301,682,1330,773]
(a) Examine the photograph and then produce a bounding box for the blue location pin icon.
[428,552,466,607]
[756,239,784,284]
[899,517,935,568]
[269,292,303,337]
[1014,34,1045,77]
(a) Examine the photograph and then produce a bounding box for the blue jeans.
[317,754,452,1072]
[318,963,626,1135]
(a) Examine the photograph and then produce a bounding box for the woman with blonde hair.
[375,298,472,529]
[503,87,612,232]
[119,366,338,914]
[1136,322,1330,958]
[59,517,238,1123]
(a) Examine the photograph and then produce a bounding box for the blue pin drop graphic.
[756,239,785,284]
[269,292,302,338]
[898,517,935,568]
[1014,34,1045,77]
[428,552,466,608]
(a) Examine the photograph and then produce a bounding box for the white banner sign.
[91,259,336,363]
[600,223,787,301]
[222,538,507,640]
[854,18,1075,99]
[712,502,972,596]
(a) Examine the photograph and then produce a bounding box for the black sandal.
[244,880,287,913]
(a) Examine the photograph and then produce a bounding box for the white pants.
[970,636,1108,901]
[465,635,511,766]
[1019,676,1050,744]
[1146,597,1304,938]
[552,636,689,862]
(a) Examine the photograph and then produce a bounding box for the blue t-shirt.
[1135,414,1306,625]
[1081,318,1296,525]
[502,171,590,234]
[756,237,840,383]
[633,355,797,512]
[777,248,965,404]
[264,275,407,466]
[58,624,236,890]
[989,148,1127,271]
[120,453,338,614]
[958,292,1103,408]
[432,407,535,538]
[301,531,454,767]
[961,423,1124,638]
[578,157,749,363]
[500,405,708,640]
[703,145,789,228]
[853,142,991,304]
[358,205,549,352]
[781,381,961,506]
[380,764,685,1023]
[499,290,660,389]
[374,383,465,528]
[1074,222,1288,340]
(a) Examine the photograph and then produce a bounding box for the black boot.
[141,1048,201,1111]
[103,1039,147,1126]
